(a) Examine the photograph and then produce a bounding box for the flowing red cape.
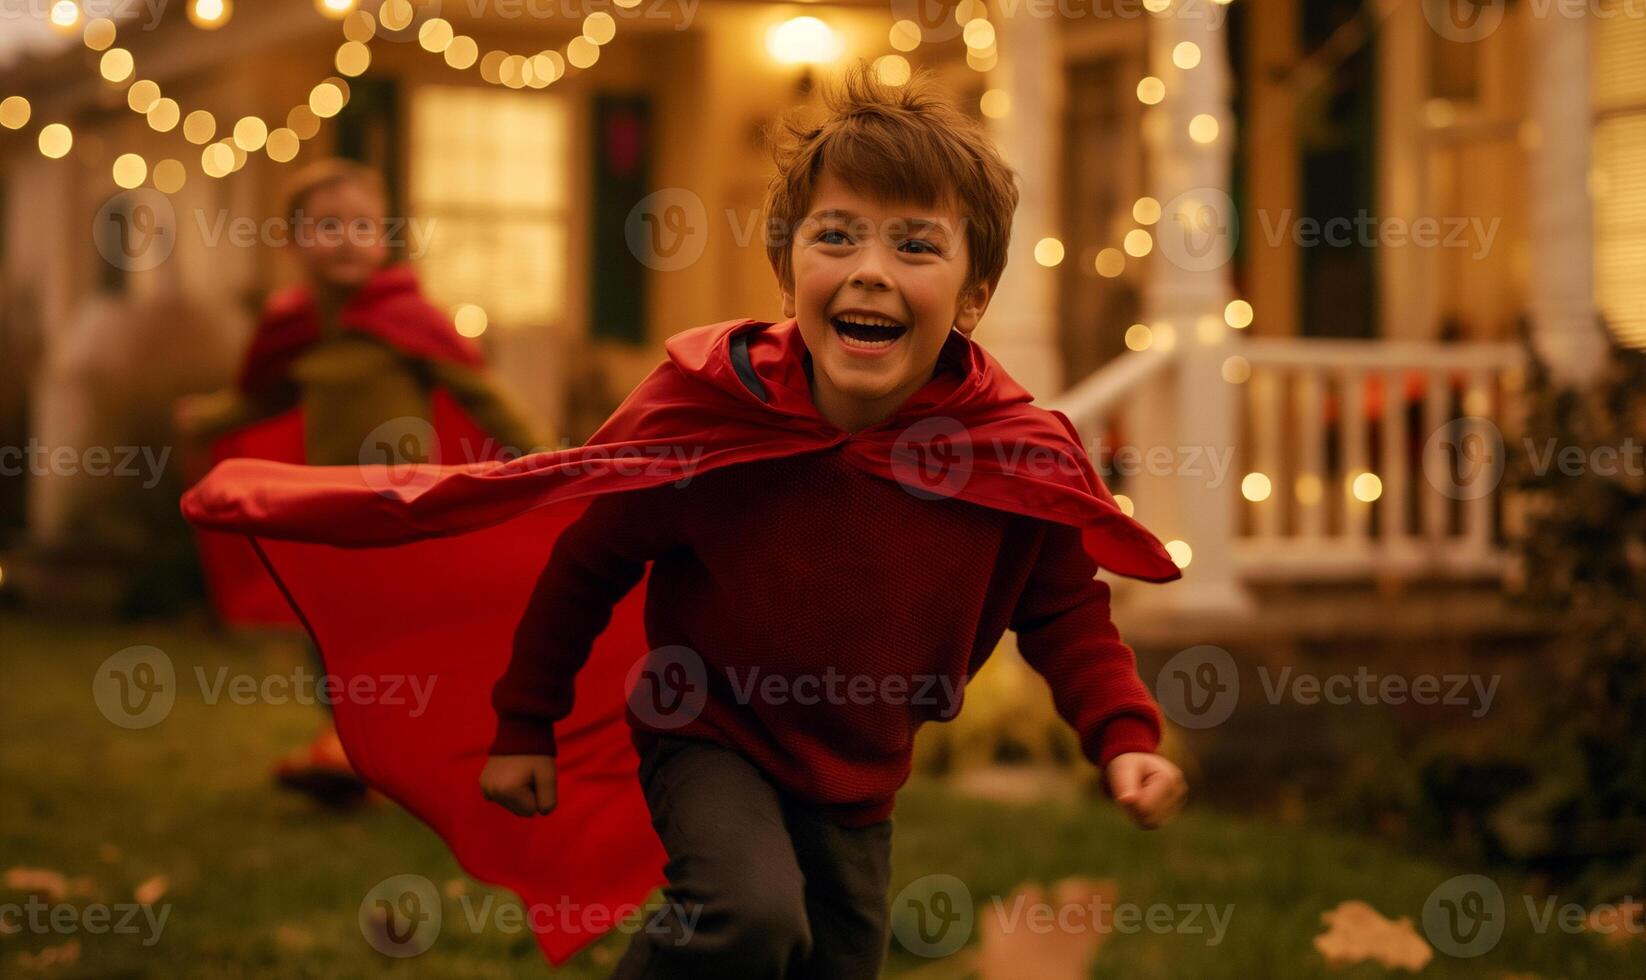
[181,317,1180,965]
[193,265,502,627]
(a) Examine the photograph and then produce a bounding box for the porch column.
[1526,5,1608,387]
[1139,0,1250,614]
[984,4,1062,399]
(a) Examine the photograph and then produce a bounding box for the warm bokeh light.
[1190,113,1220,143]
[84,18,117,51]
[766,17,842,65]
[378,0,413,31]
[49,0,80,31]
[310,82,345,118]
[890,20,921,52]
[454,304,488,338]
[444,36,479,70]
[419,18,455,53]
[0,97,30,130]
[316,0,356,18]
[38,124,73,159]
[962,19,995,50]
[1165,540,1193,569]
[1225,298,1254,329]
[153,159,187,194]
[1221,355,1251,384]
[201,141,234,178]
[1093,248,1125,278]
[233,116,268,153]
[1173,42,1202,70]
[287,104,321,140]
[1133,197,1161,224]
[336,41,371,77]
[1125,323,1153,352]
[583,12,616,45]
[147,97,180,132]
[566,37,600,70]
[189,0,232,30]
[112,153,147,190]
[126,79,161,114]
[266,128,300,163]
[1113,494,1136,517]
[1137,76,1165,105]
[1124,228,1154,258]
[979,89,1010,119]
[1033,237,1065,267]
[183,110,217,144]
[343,9,375,42]
[1242,473,1273,503]
[874,55,911,87]
[100,48,134,83]
[1351,472,1383,503]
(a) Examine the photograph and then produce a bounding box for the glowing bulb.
[100,48,134,83]
[583,12,616,44]
[874,54,911,87]
[38,123,73,159]
[1123,229,1153,258]
[1034,237,1065,267]
[189,0,232,29]
[1125,324,1153,352]
[49,0,80,30]
[112,153,147,190]
[1351,472,1383,503]
[1189,113,1220,143]
[1225,299,1254,329]
[1133,197,1161,224]
[183,110,216,144]
[1165,540,1193,569]
[316,0,356,17]
[454,304,488,338]
[766,16,843,66]
[1172,42,1202,70]
[153,159,186,194]
[1137,76,1165,105]
[979,89,1010,119]
[1242,473,1272,503]
[0,97,30,130]
[890,20,921,52]
[233,116,268,152]
[1094,248,1125,278]
[419,18,455,52]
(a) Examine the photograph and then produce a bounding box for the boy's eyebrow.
[809,208,954,236]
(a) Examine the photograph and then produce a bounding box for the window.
[1593,2,1646,349]
[409,86,569,328]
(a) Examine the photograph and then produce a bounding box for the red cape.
[194,265,504,627]
[181,317,1180,964]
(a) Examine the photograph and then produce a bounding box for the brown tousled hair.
[281,158,387,224]
[762,61,1021,302]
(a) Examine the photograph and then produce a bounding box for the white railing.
[1051,335,1525,608]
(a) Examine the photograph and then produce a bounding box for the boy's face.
[782,171,991,428]
[292,180,390,290]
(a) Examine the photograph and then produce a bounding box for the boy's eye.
[900,239,939,255]
[818,228,851,246]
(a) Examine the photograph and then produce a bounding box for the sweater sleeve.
[424,358,547,458]
[1009,520,1162,769]
[488,484,686,756]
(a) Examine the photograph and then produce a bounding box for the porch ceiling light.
[767,16,842,66]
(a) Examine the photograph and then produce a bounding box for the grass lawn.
[1,612,1638,978]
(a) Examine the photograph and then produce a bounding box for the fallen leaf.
[15,939,80,969]
[1313,900,1433,972]
[3,869,67,903]
[1585,901,1645,946]
[134,875,169,906]
[976,877,1117,980]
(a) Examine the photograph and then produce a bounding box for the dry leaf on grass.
[1585,901,1645,946]
[1313,899,1433,972]
[134,874,169,906]
[15,939,80,969]
[4,869,67,903]
[975,876,1118,980]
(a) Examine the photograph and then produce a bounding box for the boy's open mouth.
[830,314,908,350]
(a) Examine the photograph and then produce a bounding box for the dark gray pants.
[610,734,895,979]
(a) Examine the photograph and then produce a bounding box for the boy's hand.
[479,754,558,817]
[1104,752,1186,829]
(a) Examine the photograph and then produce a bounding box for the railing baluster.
[1296,369,1326,541]
[1250,367,1282,539]
[1341,367,1369,544]
[1381,367,1409,547]
[1461,370,1494,558]
[1420,368,1450,544]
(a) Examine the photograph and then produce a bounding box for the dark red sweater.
[490,450,1162,827]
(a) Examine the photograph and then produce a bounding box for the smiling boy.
[478,65,1188,978]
